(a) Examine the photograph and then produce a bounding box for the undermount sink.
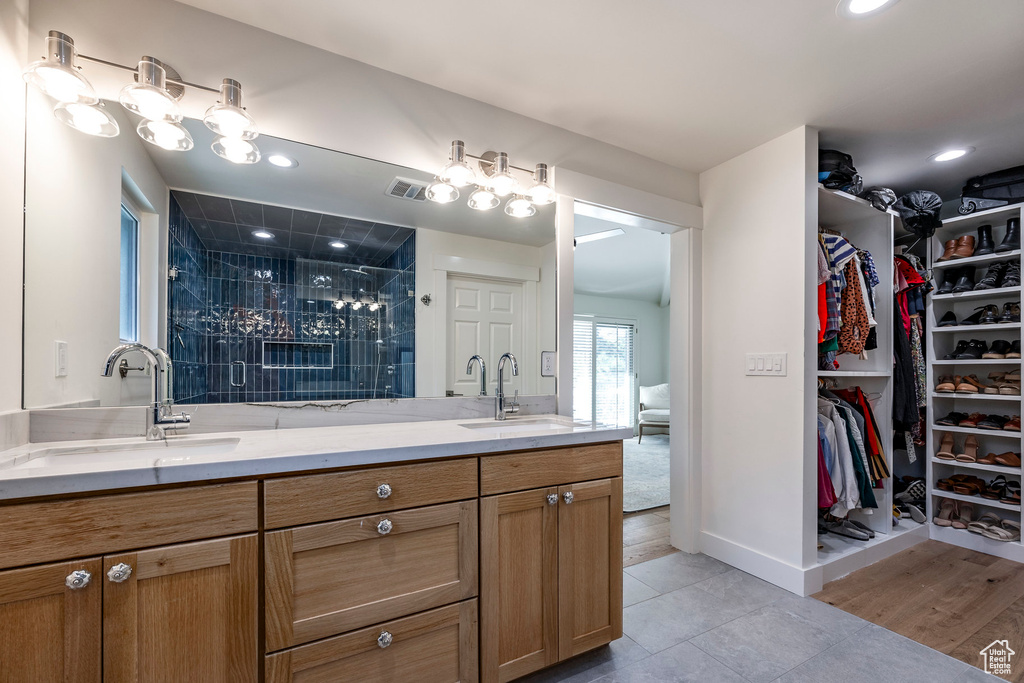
[4,437,241,471]
[458,417,580,434]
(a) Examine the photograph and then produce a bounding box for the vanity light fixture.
[119,58,182,123]
[427,140,554,215]
[368,302,380,312]
[351,301,363,311]
[137,119,193,151]
[251,230,274,239]
[212,136,260,164]
[206,79,260,164]
[329,241,348,249]
[22,32,98,104]
[267,154,298,168]
[53,101,119,137]
[837,0,899,18]
[333,300,345,310]
[929,147,975,162]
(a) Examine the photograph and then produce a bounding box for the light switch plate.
[745,352,787,376]
[55,340,68,377]
[540,351,556,377]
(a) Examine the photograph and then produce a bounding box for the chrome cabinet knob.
[65,570,91,590]
[377,519,393,535]
[377,630,393,649]
[376,483,392,500]
[107,563,133,583]
[563,491,574,505]
[547,493,558,506]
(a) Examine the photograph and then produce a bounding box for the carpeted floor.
[622,433,670,513]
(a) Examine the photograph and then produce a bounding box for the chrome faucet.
[466,355,487,396]
[102,343,191,441]
[495,352,520,420]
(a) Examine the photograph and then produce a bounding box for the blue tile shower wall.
[167,197,416,403]
[167,197,208,404]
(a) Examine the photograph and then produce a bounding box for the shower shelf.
[262,341,334,369]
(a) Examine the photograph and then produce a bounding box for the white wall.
[415,227,556,397]
[698,126,817,579]
[23,95,168,408]
[0,0,27,416]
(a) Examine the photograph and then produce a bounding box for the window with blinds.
[573,317,636,427]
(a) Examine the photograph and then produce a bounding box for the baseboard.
[699,531,811,596]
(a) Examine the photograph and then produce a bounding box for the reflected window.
[119,203,139,342]
[573,317,636,427]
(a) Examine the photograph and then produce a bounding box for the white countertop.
[0,415,632,501]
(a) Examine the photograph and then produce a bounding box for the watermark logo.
[981,639,1015,676]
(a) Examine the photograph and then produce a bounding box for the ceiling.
[142,114,556,248]
[175,0,1024,201]
[573,213,671,305]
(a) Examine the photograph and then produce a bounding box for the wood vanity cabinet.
[479,444,623,683]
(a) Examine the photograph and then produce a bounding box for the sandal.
[955,435,979,462]
[968,512,1004,535]
[1003,481,1021,505]
[995,451,1022,467]
[936,432,956,460]
[981,475,1008,500]
[953,502,974,530]
[933,498,957,527]
[1004,416,1021,431]
[982,519,1021,542]
[936,478,955,491]
[952,476,985,496]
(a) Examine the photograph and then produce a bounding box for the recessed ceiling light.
[252,230,274,239]
[837,0,899,18]
[929,147,975,163]
[329,241,348,249]
[267,154,298,168]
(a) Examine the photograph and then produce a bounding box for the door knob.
[563,491,574,505]
[376,483,392,499]
[377,630,393,649]
[65,570,92,590]
[377,519,393,535]
[107,563,133,583]
[547,493,558,505]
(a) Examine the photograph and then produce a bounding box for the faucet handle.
[509,390,520,414]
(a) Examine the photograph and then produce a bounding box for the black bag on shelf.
[959,164,1024,215]
[894,191,943,237]
[859,187,897,212]
[818,149,862,195]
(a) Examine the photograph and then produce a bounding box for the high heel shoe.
[933,498,957,527]
[955,435,979,463]
[936,432,956,460]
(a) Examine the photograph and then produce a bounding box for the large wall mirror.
[23,92,556,409]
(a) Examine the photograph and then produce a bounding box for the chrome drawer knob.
[377,630,393,648]
[563,491,574,505]
[65,570,91,590]
[107,563,133,583]
[376,483,392,500]
[547,493,558,506]
[377,519,393,535]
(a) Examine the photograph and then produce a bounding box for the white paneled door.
[447,275,524,397]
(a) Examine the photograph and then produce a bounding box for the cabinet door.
[0,558,101,683]
[103,534,258,683]
[480,487,559,683]
[265,600,478,683]
[558,478,623,659]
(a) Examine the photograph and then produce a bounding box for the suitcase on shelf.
[959,164,1024,214]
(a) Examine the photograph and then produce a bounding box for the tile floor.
[519,550,1003,683]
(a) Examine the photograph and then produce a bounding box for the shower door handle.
[230,361,246,387]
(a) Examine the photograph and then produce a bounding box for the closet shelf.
[930,425,1023,438]
[931,458,1022,475]
[932,250,1022,270]
[932,323,1021,333]
[930,525,1024,560]
[932,359,1022,366]
[931,392,1022,402]
[817,370,890,377]
[933,287,1022,302]
[935,491,1021,513]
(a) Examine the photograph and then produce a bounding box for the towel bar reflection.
[230,360,246,388]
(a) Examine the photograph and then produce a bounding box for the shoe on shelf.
[995,217,1021,253]
[944,341,970,360]
[1004,416,1021,432]
[975,224,996,256]
[955,435,980,462]
[933,498,957,527]
[952,476,986,496]
[1009,340,1023,359]
[977,452,1000,465]
[961,306,993,325]
[953,502,975,530]
[936,432,956,460]
[935,375,958,393]
[952,235,977,259]
[968,512,1005,535]
[981,517,1021,542]
[994,451,1022,467]
[957,374,991,393]
[953,269,977,293]
[938,268,961,295]
[936,411,969,426]
[959,412,987,428]
[978,414,1009,430]
[974,261,1007,290]
[1003,262,1021,288]
[1003,481,1021,506]
[956,340,989,360]
[999,303,1022,324]
[983,340,1012,359]
[936,239,958,262]
[937,310,959,327]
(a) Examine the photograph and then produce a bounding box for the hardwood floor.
[622,505,677,568]
[814,540,1024,681]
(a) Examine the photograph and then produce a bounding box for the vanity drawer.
[480,442,623,495]
[265,500,478,651]
[265,600,478,683]
[0,482,258,570]
[263,458,478,529]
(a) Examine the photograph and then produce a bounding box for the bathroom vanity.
[0,417,628,682]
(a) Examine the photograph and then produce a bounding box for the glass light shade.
[426,179,460,203]
[137,119,193,151]
[351,301,363,310]
[120,59,182,122]
[486,152,517,197]
[334,300,345,309]
[368,303,380,312]
[53,102,119,137]
[204,79,258,139]
[505,196,537,218]
[439,140,477,187]
[212,136,261,164]
[23,33,98,104]
[468,188,500,211]
[528,163,555,205]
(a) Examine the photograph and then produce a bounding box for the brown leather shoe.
[1004,416,1021,432]
[951,235,976,259]
[995,451,1022,466]
[959,412,986,428]
[978,452,1000,465]
[936,239,958,262]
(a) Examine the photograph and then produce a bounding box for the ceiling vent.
[386,177,428,202]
